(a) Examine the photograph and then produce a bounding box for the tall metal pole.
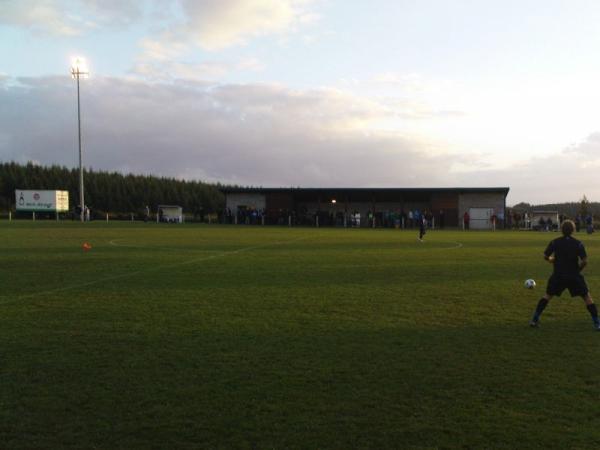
[76,72,84,222]
[72,58,88,223]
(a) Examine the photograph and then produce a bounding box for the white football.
[524,279,536,289]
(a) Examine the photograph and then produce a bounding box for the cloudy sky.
[2,0,600,204]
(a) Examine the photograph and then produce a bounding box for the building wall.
[431,193,459,210]
[224,190,507,228]
[297,201,373,226]
[296,201,320,213]
[296,201,432,213]
[458,193,506,228]
[226,193,266,211]
[266,192,294,211]
[296,201,432,227]
[371,202,405,212]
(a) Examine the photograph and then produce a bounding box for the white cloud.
[179,0,318,51]
[1,0,321,83]
[0,0,145,35]
[463,133,600,204]
[78,0,142,26]
[133,61,230,82]
[0,75,466,189]
[565,132,600,158]
[139,34,188,62]
[341,73,468,121]
[136,0,321,63]
[237,57,264,72]
[369,72,454,96]
[0,0,82,35]
[132,57,264,82]
[4,75,599,204]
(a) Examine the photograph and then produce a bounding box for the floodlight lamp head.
[331,199,337,204]
[71,57,89,78]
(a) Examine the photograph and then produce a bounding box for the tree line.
[0,161,226,218]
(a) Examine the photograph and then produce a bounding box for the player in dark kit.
[418,213,426,242]
[530,219,600,330]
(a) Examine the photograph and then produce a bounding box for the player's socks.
[532,298,549,322]
[586,303,599,326]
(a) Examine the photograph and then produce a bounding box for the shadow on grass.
[1,320,599,449]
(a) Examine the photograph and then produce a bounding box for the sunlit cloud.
[2,75,599,203]
[0,76,469,188]
[134,0,321,65]
[0,0,144,35]
[132,57,265,82]
[565,132,600,158]
[179,0,319,51]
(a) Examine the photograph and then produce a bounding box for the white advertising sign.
[15,190,70,212]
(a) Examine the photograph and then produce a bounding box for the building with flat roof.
[221,187,509,229]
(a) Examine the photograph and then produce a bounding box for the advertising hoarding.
[15,190,70,212]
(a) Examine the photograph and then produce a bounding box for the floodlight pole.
[76,72,84,222]
[71,61,88,223]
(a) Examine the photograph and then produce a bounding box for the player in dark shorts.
[418,213,426,242]
[530,219,600,330]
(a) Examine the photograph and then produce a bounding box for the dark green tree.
[0,161,226,216]
[580,195,590,217]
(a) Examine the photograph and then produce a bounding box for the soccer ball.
[524,279,536,289]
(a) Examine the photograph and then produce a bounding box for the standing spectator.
[510,211,516,228]
[427,210,433,227]
[408,210,414,229]
[463,211,470,230]
[575,215,581,232]
[439,209,445,229]
[394,211,401,229]
[586,215,594,234]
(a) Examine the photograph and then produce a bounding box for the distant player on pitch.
[530,219,600,330]
[418,212,427,242]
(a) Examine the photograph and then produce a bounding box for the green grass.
[1,222,600,449]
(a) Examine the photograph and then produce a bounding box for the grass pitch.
[1,222,600,449]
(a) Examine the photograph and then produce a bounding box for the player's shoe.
[529,319,539,328]
[594,322,600,331]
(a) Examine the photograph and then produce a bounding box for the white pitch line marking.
[404,240,464,250]
[0,235,310,306]
[108,239,221,253]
